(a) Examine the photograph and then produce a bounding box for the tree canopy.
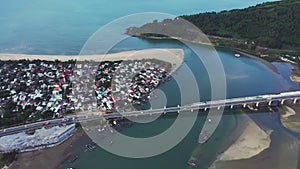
[181,0,300,49]
[127,0,300,50]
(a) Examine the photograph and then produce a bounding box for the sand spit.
[0,48,183,65]
[278,105,300,133]
[281,106,296,118]
[0,48,184,79]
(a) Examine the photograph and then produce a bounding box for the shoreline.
[127,34,282,75]
[10,128,92,169]
[209,115,272,168]
[132,34,300,85]
[0,48,184,64]
[131,34,300,85]
[231,49,280,74]
[217,116,271,161]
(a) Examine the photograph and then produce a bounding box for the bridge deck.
[1,91,300,137]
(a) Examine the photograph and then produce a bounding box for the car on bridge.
[42,121,50,126]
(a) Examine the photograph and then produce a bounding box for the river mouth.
[61,38,300,169]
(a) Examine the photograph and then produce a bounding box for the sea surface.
[1,0,299,169]
[1,0,276,55]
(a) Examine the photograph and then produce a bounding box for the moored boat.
[234,53,241,57]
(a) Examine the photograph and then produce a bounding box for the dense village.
[0,59,171,127]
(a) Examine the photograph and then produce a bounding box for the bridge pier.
[191,109,193,112]
[268,100,272,106]
[217,106,220,110]
[243,104,247,108]
[204,107,207,111]
[281,99,285,105]
[256,102,259,107]
[294,98,298,104]
[230,105,234,109]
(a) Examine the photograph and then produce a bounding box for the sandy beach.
[212,115,271,163]
[0,48,183,67]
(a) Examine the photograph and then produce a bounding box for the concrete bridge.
[101,91,300,119]
[1,91,300,137]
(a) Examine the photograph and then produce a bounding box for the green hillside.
[181,0,300,50]
[127,0,300,51]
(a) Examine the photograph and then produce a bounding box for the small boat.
[85,144,96,152]
[187,161,197,168]
[208,118,212,123]
[110,140,115,145]
[234,53,241,57]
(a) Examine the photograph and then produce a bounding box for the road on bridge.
[1,91,300,137]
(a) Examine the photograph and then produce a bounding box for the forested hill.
[181,0,300,50]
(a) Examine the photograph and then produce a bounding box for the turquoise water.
[2,0,298,169]
[0,0,276,54]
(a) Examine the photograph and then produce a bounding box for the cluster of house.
[0,60,76,119]
[94,60,170,111]
[279,54,300,64]
[0,59,171,119]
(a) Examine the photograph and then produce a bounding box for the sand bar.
[281,106,296,118]
[216,115,271,161]
[279,105,300,133]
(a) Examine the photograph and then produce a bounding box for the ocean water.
[0,0,276,55]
